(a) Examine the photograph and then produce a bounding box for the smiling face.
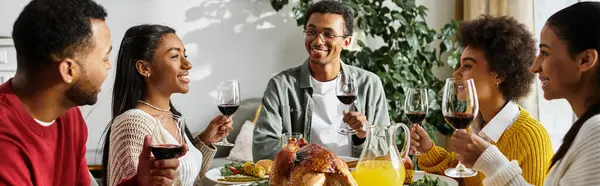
[304,13,352,66]
[530,25,583,100]
[452,46,503,103]
[146,33,192,94]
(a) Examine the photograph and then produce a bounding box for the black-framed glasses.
[303,30,348,42]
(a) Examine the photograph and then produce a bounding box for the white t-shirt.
[310,75,352,156]
[34,118,54,127]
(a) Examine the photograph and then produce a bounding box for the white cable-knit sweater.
[107,109,217,186]
[472,115,600,186]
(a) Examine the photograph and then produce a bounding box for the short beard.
[65,64,98,106]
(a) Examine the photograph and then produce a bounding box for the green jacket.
[252,60,391,160]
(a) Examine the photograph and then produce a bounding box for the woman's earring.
[146,73,151,78]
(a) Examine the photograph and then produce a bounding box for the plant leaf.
[272,0,460,138]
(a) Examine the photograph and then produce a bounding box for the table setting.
[206,78,475,186]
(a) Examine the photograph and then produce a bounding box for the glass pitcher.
[353,123,410,186]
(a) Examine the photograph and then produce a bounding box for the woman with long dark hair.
[101,24,232,186]
[450,2,600,185]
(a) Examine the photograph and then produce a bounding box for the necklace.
[138,100,170,112]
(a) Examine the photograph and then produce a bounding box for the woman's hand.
[137,136,187,186]
[410,124,433,153]
[198,115,233,145]
[403,156,413,170]
[450,129,490,167]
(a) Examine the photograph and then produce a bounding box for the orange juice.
[353,160,405,186]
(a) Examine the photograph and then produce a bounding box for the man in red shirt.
[0,0,184,185]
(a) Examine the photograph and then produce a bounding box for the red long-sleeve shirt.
[0,80,137,186]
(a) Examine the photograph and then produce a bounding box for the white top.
[470,101,520,143]
[310,75,352,156]
[107,109,216,186]
[472,114,600,186]
[159,119,203,186]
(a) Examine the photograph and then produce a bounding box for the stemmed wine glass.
[336,71,358,135]
[442,78,479,178]
[404,87,428,172]
[404,87,429,154]
[214,80,240,147]
[151,114,185,160]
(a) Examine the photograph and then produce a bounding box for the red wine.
[151,144,183,160]
[444,113,474,129]
[337,95,357,105]
[406,112,426,124]
[218,104,239,116]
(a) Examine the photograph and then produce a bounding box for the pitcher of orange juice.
[353,123,410,186]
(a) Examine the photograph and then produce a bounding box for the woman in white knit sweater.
[101,24,233,186]
[448,2,600,186]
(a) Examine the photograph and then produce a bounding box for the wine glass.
[404,87,429,155]
[214,80,240,147]
[404,87,428,173]
[280,132,304,148]
[151,114,185,160]
[336,71,358,135]
[442,78,479,178]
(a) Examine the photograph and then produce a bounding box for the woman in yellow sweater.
[410,15,554,186]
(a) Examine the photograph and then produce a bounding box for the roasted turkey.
[270,138,358,186]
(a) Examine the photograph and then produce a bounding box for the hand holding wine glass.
[137,135,186,186]
[442,78,479,178]
[199,115,233,145]
[404,87,429,155]
[450,129,491,168]
[336,71,360,135]
[151,115,187,160]
[214,80,240,147]
[410,125,433,153]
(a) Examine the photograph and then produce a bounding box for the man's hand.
[342,110,368,139]
[450,130,491,168]
[199,115,233,145]
[136,135,187,186]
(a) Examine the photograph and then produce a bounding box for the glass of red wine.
[214,80,240,147]
[404,87,428,155]
[151,114,185,160]
[336,71,358,135]
[442,78,479,178]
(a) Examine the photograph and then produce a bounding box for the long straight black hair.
[100,24,193,185]
[545,2,600,169]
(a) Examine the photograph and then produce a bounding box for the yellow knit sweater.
[415,108,553,186]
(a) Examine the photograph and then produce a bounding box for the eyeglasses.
[303,30,348,42]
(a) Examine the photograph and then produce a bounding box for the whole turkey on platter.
[269,138,358,186]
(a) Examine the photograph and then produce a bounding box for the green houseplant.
[270,0,462,143]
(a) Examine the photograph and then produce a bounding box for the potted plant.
[270,0,462,145]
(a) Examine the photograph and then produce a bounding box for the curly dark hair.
[458,15,536,101]
[12,0,107,72]
[305,0,354,36]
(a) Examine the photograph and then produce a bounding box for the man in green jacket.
[253,0,391,160]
